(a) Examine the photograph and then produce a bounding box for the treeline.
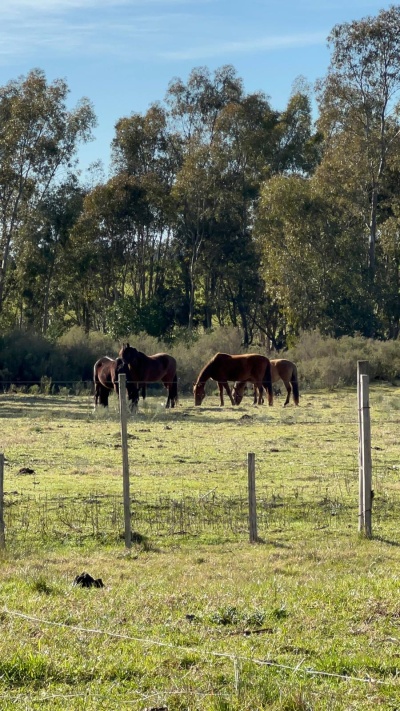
[1,7,400,350]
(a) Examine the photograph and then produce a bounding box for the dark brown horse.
[193,353,273,407]
[232,358,299,407]
[93,356,136,407]
[119,343,178,408]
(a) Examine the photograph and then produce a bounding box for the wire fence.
[2,383,400,548]
[3,467,400,548]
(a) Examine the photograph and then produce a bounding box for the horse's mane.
[196,352,229,383]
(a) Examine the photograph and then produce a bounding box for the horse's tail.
[93,360,100,405]
[291,365,300,405]
[262,360,273,406]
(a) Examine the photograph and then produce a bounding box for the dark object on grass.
[73,572,104,588]
[18,467,35,475]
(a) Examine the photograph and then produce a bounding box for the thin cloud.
[0,0,199,14]
[161,31,327,61]
[0,9,189,62]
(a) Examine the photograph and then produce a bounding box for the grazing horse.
[232,358,299,407]
[93,356,136,407]
[119,343,178,408]
[193,353,273,407]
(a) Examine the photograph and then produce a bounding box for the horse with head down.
[93,356,139,408]
[232,358,299,407]
[118,343,178,408]
[193,352,273,407]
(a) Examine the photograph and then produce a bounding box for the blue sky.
[0,0,390,177]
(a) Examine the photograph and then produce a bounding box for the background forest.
[1,7,400,385]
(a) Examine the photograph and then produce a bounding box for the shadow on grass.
[373,536,400,547]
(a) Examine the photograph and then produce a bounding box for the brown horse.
[93,356,138,407]
[232,358,299,407]
[193,353,273,407]
[119,343,178,408]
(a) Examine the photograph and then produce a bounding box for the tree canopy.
[2,9,400,348]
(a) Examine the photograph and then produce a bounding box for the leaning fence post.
[118,373,131,549]
[0,453,5,549]
[357,360,369,532]
[359,374,372,538]
[248,453,258,543]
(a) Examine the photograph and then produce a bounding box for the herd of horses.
[94,345,299,410]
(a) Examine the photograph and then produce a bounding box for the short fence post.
[248,453,258,543]
[357,360,369,532]
[118,374,131,549]
[359,374,372,538]
[0,453,5,549]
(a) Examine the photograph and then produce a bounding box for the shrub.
[1,325,399,392]
[286,330,400,388]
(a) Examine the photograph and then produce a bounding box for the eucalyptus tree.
[316,6,400,281]
[13,178,84,335]
[0,69,96,322]
[209,85,319,342]
[256,174,373,338]
[166,66,246,330]
[68,171,176,333]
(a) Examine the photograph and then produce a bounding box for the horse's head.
[115,356,129,376]
[119,342,139,365]
[193,381,206,406]
[232,381,245,405]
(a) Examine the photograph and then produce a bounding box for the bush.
[1,326,399,392]
[57,326,118,383]
[286,330,400,389]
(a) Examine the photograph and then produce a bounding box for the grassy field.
[1,383,400,709]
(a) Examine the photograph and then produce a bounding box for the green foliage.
[105,294,175,340]
[29,575,54,595]
[1,325,400,392]
[286,330,400,388]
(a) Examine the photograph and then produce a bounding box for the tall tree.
[0,69,96,319]
[256,174,373,338]
[14,178,84,335]
[316,6,400,280]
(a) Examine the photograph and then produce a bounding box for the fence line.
[3,607,393,687]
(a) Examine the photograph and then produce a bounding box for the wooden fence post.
[359,374,372,538]
[0,453,5,549]
[248,453,258,543]
[118,374,131,549]
[357,360,369,532]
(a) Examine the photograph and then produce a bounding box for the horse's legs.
[253,384,264,405]
[99,385,109,407]
[218,382,224,406]
[223,382,235,406]
[283,380,291,407]
[169,374,178,408]
[127,383,140,411]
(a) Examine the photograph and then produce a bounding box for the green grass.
[0,384,400,709]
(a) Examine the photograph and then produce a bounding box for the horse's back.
[94,356,115,378]
[271,359,296,379]
[137,352,176,382]
[210,352,268,380]
[150,352,176,365]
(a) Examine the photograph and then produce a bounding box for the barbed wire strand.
[3,607,394,687]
